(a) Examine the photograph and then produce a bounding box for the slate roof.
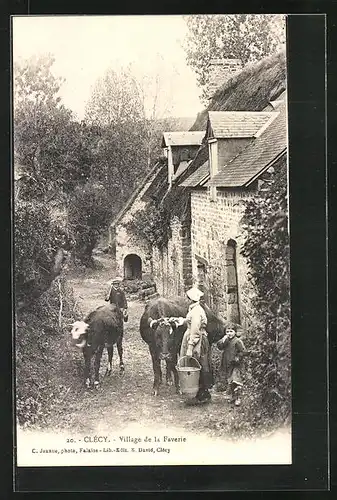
[176,145,209,185]
[113,51,287,230]
[208,104,287,187]
[173,160,190,180]
[161,131,204,147]
[207,111,276,139]
[180,161,209,187]
[191,50,286,131]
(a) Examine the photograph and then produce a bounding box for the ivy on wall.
[124,200,172,251]
[240,154,291,424]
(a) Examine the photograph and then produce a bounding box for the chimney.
[207,58,243,99]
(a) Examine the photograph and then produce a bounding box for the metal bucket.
[176,356,201,399]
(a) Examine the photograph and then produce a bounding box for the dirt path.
[46,254,231,437]
[28,254,290,465]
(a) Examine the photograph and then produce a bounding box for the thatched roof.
[143,162,168,201]
[162,50,287,220]
[116,50,287,226]
[190,49,286,131]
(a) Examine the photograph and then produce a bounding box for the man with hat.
[105,276,128,322]
[171,286,213,404]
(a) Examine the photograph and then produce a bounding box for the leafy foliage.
[14,55,79,307]
[16,278,82,427]
[183,14,286,102]
[85,67,149,207]
[14,54,92,200]
[124,200,172,250]
[240,156,291,424]
[14,200,67,306]
[68,181,112,265]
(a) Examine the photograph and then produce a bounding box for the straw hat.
[186,287,204,302]
[112,276,123,283]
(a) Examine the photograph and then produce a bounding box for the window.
[181,148,189,161]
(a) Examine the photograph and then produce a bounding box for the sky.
[12,15,204,121]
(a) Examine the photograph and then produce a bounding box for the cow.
[140,296,227,396]
[71,303,124,389]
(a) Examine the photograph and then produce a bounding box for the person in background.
[171,286,213,404]
[216,322,246,406]
[105,276,128,322]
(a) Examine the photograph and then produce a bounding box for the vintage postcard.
[13,14,291,468]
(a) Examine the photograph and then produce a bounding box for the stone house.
[180,100,287,326]
[110,162,161,280]
[110,130,203,282]
[111,50,287,319]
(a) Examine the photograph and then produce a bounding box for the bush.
[14,200,64,306]
[15,277,82,427]
[68,181,112,265]
[239,155,291,427]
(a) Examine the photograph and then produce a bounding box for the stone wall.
[115,196,152,279]
[207,58,243,98]
[152,217,193,298]
[190,187,257,325]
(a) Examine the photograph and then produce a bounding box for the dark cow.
[140,296,227,396]
[71,303,124,388]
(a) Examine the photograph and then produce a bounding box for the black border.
[1,3,330,493]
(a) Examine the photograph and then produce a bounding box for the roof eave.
[199,175,210,187]
[207,179,244,188]
[193,174,209,188]
[244,148,287,187]
[213,133,254,140]
[208,148,287,188]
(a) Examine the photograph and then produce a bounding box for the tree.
[14,200,65,307]
[14,54,92,201]
[183,14,286,102]
[128,54,179,167]
[14,54,99,304]
[67,181,112,265]
[84,67,149,210]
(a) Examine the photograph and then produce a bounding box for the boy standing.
[105,277,128,322]
[216,322,246,406]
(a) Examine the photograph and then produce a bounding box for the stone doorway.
[225,239,240,323]
[124,254,142,280]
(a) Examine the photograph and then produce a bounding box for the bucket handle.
[176,356,201,370]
